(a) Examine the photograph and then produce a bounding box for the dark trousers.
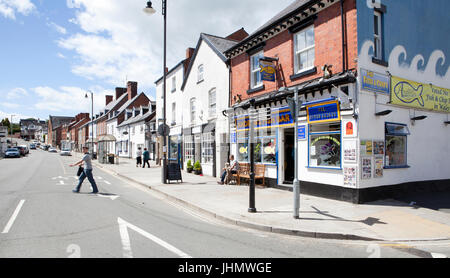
[221,170,237,183]
[143,159,150,168]
[136,156,142,166]
[75,169,98,192]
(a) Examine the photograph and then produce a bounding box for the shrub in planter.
[186,160,193,173]
[193,161,202,175]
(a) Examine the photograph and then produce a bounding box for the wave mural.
[359,40,450,89]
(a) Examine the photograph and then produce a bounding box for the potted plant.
[193,161,202,175]
[186,160,193,173]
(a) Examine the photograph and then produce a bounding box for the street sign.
[157,124,170,136]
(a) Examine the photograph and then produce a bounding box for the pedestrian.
[143,148,150,168]
[136,147,143,167]
[218,155,240,185]
[70,146,99,194]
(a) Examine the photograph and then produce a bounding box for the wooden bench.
[232,163,266,187]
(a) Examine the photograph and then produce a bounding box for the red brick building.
[223,0,358,197]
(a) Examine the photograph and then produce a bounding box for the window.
[236,127,277,165]
[374,11,382,60]
[198,64,204,82]
[169,136,179,160]
[171,102,176,125]
[309,123,341,169]
[209,88,216,117]
[294,25,315,73]
[385,123,409,168]
[171,76,176,92]
[184,135,195,163]
[201,132,214,164]
[250,51,264,89]
[190,98,196,124]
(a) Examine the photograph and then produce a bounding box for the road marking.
[117,217,192,259]
[59,180,65,185]
[431,253,447,258]
[97,194,119,200]
[104,180,111,185]
[2,200,26,234]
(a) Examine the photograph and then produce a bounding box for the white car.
[60,149,72,156]
[48,147,57,153]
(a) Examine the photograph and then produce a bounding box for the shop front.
[169,126,183,168]
[183,123,217,177]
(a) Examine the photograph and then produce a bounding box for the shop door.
[194,134,202,164]
[283,128,295,184]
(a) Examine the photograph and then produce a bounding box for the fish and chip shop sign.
[361,69,390,94]
[391,76,450,113]
[307,100,341,124]
[259,60,276,82]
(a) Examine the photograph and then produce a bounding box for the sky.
[0,0,295,123]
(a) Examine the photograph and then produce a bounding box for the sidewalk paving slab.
[76,153,450,242]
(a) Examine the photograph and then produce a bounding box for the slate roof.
[117,110,156,128]
[49,116,74,130]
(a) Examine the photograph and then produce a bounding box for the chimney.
[225,28,249,42]
[184,47,195,73]
[105,95,113,106]
[127,81,138,100]
[115,87,127,100]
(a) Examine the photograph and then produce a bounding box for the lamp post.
[10,114,15,145]
[144,0,168,184]
[85,90,94,155]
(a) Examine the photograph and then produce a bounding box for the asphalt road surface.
[1,145,449,259]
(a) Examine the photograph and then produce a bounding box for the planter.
[187,167,193,173]
[194,169,202,175]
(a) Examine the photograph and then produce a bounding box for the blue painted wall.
[356,0,450,77]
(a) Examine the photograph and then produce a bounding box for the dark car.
[16,146,26,156]
[30,144,36,150]
[5,148,20,158]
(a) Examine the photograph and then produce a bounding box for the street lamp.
[144,0,168,184]
[85,90,94,155]
[10,114,15,145]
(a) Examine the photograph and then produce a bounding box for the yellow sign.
[391,76,450,113]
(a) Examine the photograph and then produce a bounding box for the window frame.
[190,98,196,125]
[197,64,204,83]
[250,51,264,89]
[308,122,342,170]
[171,102,176,125]
[208,88,217,118]
[373,10,383,60]
[384,122,410,169]
[171,76,176,92]
[293,25,315,74]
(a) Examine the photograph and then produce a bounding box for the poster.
[343,167,357,188]
[342,119,357,138]
[343,140,357,163]
[361,157,372,179]
[360,140,373,156]
[374,157,384,178]
[373,141,385,155]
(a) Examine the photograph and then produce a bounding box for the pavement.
[82,153,450,242]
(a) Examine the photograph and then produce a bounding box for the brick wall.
[230,0,357,105]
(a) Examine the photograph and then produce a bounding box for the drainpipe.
[341,0,347,72]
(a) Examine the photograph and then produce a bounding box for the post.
[161,0,168,184]
[293,88,300,219]
[248,100,257,213]
[91,92,94,156]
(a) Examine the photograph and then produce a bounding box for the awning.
[97,135,116,142]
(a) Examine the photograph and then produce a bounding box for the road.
[0,145,449,259]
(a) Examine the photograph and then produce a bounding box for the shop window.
[309,123,341,169]
[201,132,214,164]
[184,135,195,163]
[169,136,178,160]
[237,129,276,165]
[385,122,409,168]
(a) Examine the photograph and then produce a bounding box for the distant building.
[48,116,75,148]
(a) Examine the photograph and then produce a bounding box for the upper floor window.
[373,11,383,60]
[171,102,176,125]
[171,76,176,92]
[208,88,216,117]
[190,98,197,124]
[197,64,204,83]
[250,51,264,89]
[294,25,315,73]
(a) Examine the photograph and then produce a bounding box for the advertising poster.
[342,119,357,138]
[373,141,385,155]
[343,140,357,163]
[374,157,384,178]
[360,140,373,156]
[361,157,372,179]
[343,166,357,188]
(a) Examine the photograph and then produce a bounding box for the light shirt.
[137,150,142,157]
[82,153,93,170]
[230,159,240,171]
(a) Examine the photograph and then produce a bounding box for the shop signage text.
[298,125,306,140]
[361,69,390,94]
[307,100,341,124]
[391,76,450,113]
[235,107,294,131]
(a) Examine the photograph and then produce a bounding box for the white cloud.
[0,110,33,123]
[0,102,21,109]
[0,0,35,20]
[6,87,28,99]
[57,52,66,59]
[47,22,67,35]
[57,0,294,89]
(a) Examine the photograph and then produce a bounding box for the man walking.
[136,147,143,167]
[70,146,99,194]
[143,148,150,168]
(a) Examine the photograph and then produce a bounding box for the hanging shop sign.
[259,59,276,82]
[391,76,450,113]
[361,68,390,94]
[307,100,341,124]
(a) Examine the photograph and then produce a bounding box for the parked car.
[30,144,36,150]
[60,149,72,156]
[16,146,26,156]
[5,148,21,158]
[48,147,57,153]
[19,145,29,154]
